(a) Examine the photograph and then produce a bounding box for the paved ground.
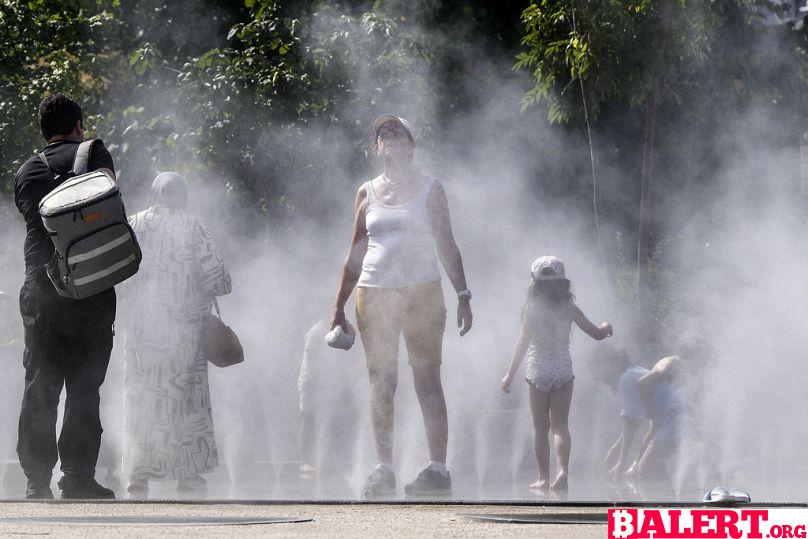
[0,459,708,502]
[0,501,608,537]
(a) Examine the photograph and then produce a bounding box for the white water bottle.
[325,321,356,350]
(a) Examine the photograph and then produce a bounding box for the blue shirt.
[618,366,683,421]
[619,366,650,420]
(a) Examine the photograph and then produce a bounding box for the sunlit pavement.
[2,453,807,537]
[0,501,609,537]
[0,460,707,502]
[0,463,678,537]
[1,465,806,536]
[3,459,805,503]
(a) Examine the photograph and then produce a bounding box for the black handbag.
[202,297,244,368]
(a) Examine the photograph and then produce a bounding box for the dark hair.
[521,265,574,320]
[39,93,83,140]
[530,266,574,306]
[521,278,575,322]
[586,345,629,389]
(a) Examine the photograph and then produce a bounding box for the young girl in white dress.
[501,256,612,490]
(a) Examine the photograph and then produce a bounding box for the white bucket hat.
[530,256,566,281]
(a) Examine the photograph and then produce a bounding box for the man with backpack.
[13,93,118,499]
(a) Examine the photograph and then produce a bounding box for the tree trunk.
[637,0,672,327]
[581,83,605,271]
[636,88,658,315]
[571,2,611,294]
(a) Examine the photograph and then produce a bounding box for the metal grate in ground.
[0,515,311,526]
[462,512,608,524]
[0,498,804,506]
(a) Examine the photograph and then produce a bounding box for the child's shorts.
[525,353,574,393]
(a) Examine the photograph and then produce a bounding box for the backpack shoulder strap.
[37,152,52,176]
[72,139,97,175]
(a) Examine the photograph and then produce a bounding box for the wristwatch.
[457,289,472,300]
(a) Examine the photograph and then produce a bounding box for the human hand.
[602,462,625,483]
[602,450,617,470]
[330,308,347,332]
[600,322,613,338]
[500,373,513,394]
[457,297,473,336]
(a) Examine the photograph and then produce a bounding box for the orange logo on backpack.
[83,212,101,223]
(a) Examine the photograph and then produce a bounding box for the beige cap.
[373,114,413,140]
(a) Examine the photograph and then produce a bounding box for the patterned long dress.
[122,206,232,481]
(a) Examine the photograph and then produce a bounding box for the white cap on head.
[373,114,413,140]
[530,255,566,281]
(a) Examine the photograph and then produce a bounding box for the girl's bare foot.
[530,478,549,490]
[550,472,568,491]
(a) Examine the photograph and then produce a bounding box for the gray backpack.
[38,140,142,299]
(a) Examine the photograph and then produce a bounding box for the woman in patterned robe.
[122,172,232,498]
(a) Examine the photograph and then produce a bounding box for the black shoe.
[58,475,115,500]
[25,479,54,500]
[404,467,452,496]
[362,466,396,498]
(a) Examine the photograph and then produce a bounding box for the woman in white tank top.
[330,114,473,498]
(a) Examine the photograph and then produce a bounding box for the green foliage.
[1,0,806,335]
[516,0,808,127]
[122,0,437,225]
[0,0,123,191]
[613,229,681,328]
[515,0,808,330]
[1,0,437,228]
[515,1,675,124]
[1,0,806,248]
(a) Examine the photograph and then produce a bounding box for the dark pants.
[17,274,115,482]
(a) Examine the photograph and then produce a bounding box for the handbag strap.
[197,219,224,322]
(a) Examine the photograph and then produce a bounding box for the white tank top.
[357,177,441,288]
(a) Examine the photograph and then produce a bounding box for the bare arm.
[573,305,613,340]
[330,186,369,331]
[628,421,657,476]
[604,417,641,481]
[428,180,472,336]
[501,315,531,393]
[637,356,681,389]
[603,432,623,469]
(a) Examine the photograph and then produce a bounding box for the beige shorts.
[356,281,446,374]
